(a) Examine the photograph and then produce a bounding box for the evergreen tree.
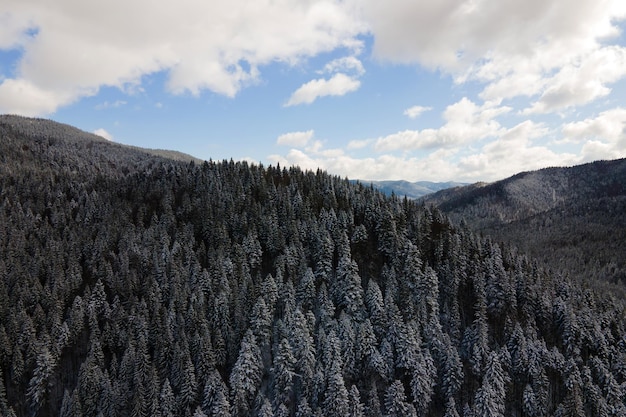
[348,385,365,417]
[159,379,176,417]
[473,351,508,417]
[384,380,417,417]
[322,331,350,417]
[273,337,296,408]
[229,330,263,416]
[26,346,56,415]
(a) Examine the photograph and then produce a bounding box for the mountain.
[1,116,625,417]
[421,159,626,286]
[357,180,467,199]
[0,114,202,164]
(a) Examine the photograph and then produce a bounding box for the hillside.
[1,116,625,417]
[421,159,626,285]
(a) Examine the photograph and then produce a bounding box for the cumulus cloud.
[276,130,314,147]
[0,78,80,116]
[270,117,580,182]
[523,46,626,114]
[561,108,626,142]
[285,53,365,106]
[403,105,432,119]
[363,0,626,109]
[561,108,626,161]
[320,56,365,76]
[375,98,509,151]
[2,0,625,120]
[0,0,365,115]
[268,143,474,182]
[453,120,573,180]
[364,0,625,68]
[0,12,35,50]
[284,73,361,106]
[93,128,114,141]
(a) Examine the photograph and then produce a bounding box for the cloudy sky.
[1,0,626,182]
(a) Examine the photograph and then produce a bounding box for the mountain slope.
[0,114,202,166]
[1,117,625,417]
[421,159,626,285]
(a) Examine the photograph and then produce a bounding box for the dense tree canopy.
[422,159,626,287]
[1,115,625,416]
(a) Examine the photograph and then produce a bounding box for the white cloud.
[403,105,432,119]
[2,0,624,121]
[346,138,372,150]
[0,0,366,115]
[269,145,472,182]
[285,53,365,106]
[363,0,626,110]
[561,108,626,142]
[364,0,625,68]
[270,118,581,182]
[523,46,626,114]
[285,73,360,106]
[277,130,314,147]
[0,12,34,50]
[93,128,114,141]
[321,56,365,76]
[453,120,575,180]
[0,78,80,116]
[375,98,509,151]
[580,140,622,161]
[561,107,626,161]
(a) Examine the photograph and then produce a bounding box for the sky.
[1,1,626,183]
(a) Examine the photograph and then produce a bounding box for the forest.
[421,159,626,287]
[0,115,625,416]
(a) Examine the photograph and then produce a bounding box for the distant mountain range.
[355,179,468,199]
[421,159,626,286]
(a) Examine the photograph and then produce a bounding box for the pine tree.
[296,267,316,310]
[561,360,585,417]
[295,397,313,417]
[27,345,57,415]
[410,347,436,415]
[333,251,365,316]
[192,405,208,417]
[527,382,549,417]
[473,351,508,417]
[229,330,263,416]
[443,398,461,417]
[273,337,296,408]
[159,379,176,417]
[288,308,316,395]
[384,380,417,417]
[179,354,198,412]
[365,279,387,338]
[257,397,274,417]
[323,330,350,417]
[348,385,365,417]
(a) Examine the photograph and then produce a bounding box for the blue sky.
[1,0,626,182]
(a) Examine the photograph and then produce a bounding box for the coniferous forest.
[420,159,626,288]
[1,115,625,417]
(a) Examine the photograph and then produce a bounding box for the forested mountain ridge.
[420,159,626,285]
[1,116,625,417]
[0,114,201,167]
